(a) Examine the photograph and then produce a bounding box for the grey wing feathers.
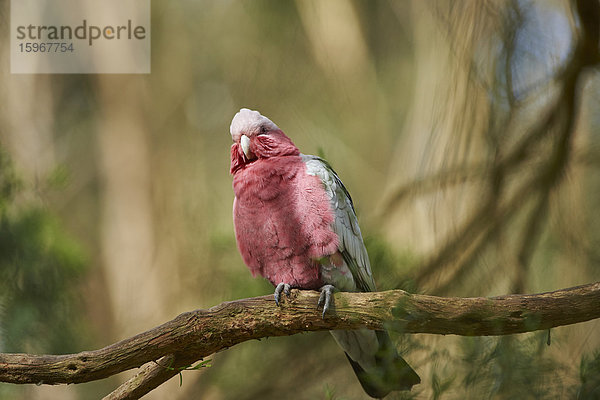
[301,154,376,292]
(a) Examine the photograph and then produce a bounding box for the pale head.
[230,108,279,142]
[229,108,300,174]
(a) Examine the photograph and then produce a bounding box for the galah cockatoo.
[229,108,420,398]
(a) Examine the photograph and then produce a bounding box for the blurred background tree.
[0,0,599,399]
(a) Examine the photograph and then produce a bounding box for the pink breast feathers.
[232,155,339,289]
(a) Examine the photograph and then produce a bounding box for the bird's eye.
[258,126,268,136]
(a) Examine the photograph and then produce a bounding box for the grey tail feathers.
[344,331,420,398]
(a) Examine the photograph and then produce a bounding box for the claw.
[274,283,291,306]
[317,285,336,318]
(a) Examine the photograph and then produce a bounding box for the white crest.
[230,108,279,141]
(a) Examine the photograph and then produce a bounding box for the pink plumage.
[232,154,338,289]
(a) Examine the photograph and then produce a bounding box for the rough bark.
[0,282,599,397]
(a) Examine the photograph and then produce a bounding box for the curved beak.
[240,134,251,159]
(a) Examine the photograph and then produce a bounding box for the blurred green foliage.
[459,335,563,399]
[364,235,420,293]
[0,146,89,354]
[578,351,600,399]
[0,147,20,212]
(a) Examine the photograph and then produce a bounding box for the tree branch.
[101,354,197,400]
[1,282,599,397]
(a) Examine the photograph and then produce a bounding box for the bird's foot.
[317,284,336,318]
[274,283,291,306]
